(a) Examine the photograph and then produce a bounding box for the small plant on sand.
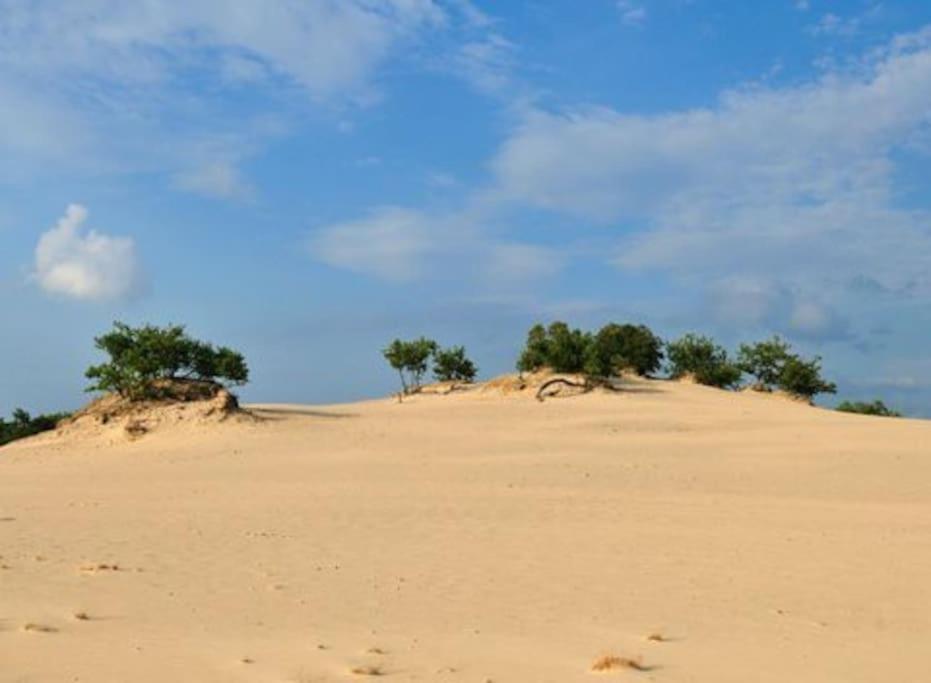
[666,333,742,389]
[85,322,249,400]
[836,399,902,417]
[382,337,438,394]
[432,345,478,383]
[0,408,71,446]
[584,323,664,378]
[776,355,836,400]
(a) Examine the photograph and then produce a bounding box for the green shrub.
[737,336,792,388]
[584,323,664,377]
[776,356,836,400]
[85,322,249,400]
[433,345,478,383]
[836,399,902,417]
[516,321,591,374]
[383,337,438,393]
[0,408,71,446]
[666,334,742,389]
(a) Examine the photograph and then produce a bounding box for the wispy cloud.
[0,0,507,193]
[490,28,931,313]
[617,1,647,27]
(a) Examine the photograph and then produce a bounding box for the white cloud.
[34,204,143,301]
[308,207,449,282]
[0,1,445,99]
[0,0,494,190]
[173,160,254,200]
[490,29,931,311]
[453,32,518,94]
[308,205,564,287]
[617,1,647,27]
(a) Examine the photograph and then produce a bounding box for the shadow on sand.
[248,406,359,421]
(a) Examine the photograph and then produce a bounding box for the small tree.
[666,334,742,389]
[516,322,590,374]
[737,336,792,388]
[777,356,836,400]
[433,346,478,383]
[382,337,438,394]
[836,399,901,417]
[85,322,249,400]
[584,323,664,377]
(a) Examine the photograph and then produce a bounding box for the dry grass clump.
[591,654,648,672]
[73,611,91,621]
[646,632,666,642]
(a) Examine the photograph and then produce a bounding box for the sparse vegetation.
[590,655,648,672]
[383,338,478,393]
[382,337,438,394]
[666,334,743,388]
[737,336,836,399]
[837,399,901,417]
[0,408,70,446]
[432,345,478,382]
[584,323,664,377]
[737,336,793,388]
[777,356,836,400]
[85,322,248,401]
[518,321,663,379]
[517,322,591,374]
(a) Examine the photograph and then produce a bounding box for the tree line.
[0,319,906,448]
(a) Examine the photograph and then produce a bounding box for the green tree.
[584,323,664,377]
[433,346,478,382]
[382,337,438,393]
[516,322,591,374]
[836,399,901,417]
[737,336,792,388]
[777,356,836,400]
[666,334,742,389]
[85,322,249,400]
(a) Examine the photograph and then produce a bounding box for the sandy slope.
[2,378,930,682]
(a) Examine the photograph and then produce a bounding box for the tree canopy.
[666,334,743,389]
[85,322,249,400]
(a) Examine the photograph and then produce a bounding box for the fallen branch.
[535,376,624,402]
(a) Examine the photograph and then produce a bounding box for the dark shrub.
[584,323,663,377]
[777,356,836,400]
[516,322,591,374]
[433,346,478,383]
[666,334,742,389]
[836,400,902,417]
[737,336,792,388]
[0,408,71,446]
[85,322,249,400]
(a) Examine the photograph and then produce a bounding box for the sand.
[1,377,930,681]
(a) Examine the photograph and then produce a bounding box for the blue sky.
[2,0,931,416]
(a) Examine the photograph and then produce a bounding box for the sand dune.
[2,378,930,681]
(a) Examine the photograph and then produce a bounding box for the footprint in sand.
[79,562,122,573]
[349,664,386,676]
[21,623,58,634]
